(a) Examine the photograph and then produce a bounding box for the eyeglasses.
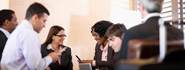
[55,35,67,37]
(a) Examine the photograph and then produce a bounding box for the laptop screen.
[79,63,92,70]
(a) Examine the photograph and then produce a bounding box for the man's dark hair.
[105,23,127,39]
[0,9,15,26]
[91,20,113,37]
[25,2,50,20]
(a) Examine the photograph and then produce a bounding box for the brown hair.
[105,23,126,39]
[43,25,64,44]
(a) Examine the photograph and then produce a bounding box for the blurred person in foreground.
[119,0,183,60]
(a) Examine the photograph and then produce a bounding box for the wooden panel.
[172,0,179,25]
[129,0,137,10]
[127,39,184,59]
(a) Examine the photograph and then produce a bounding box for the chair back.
[127,39,184,59]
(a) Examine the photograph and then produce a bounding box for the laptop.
[79,63,92,70]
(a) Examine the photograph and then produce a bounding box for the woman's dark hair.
[91,20,113,37]
[43,25,65,44]
[105,23,127,39]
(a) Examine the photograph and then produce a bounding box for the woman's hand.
[92,60,96,66]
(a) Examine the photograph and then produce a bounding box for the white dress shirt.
[100,43,108,61]
[1,20,52,70]
[0,28,10,38]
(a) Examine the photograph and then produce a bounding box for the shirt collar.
[47,44,54,50]
[21,19,34,31]
[143,13,160,22]
[100,43,109,52]
[47,44,67,53]
[0,28,10,38]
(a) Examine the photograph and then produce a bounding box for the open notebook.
[79,63,92,70]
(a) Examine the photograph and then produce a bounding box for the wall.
[0,0,9,10]
[9,0,111,70]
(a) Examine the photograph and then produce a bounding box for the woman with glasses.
[41,25,73,70]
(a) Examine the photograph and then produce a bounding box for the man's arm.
[22,33,52,70]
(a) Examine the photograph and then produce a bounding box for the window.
[110,0,142,29]
[161,0,172,22]
[161,0,185,29]
[179,0,185,30]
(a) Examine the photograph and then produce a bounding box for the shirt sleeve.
[22,32,52,70]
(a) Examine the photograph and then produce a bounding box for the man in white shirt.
[0,9,18,61]
[1,2,61,70]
